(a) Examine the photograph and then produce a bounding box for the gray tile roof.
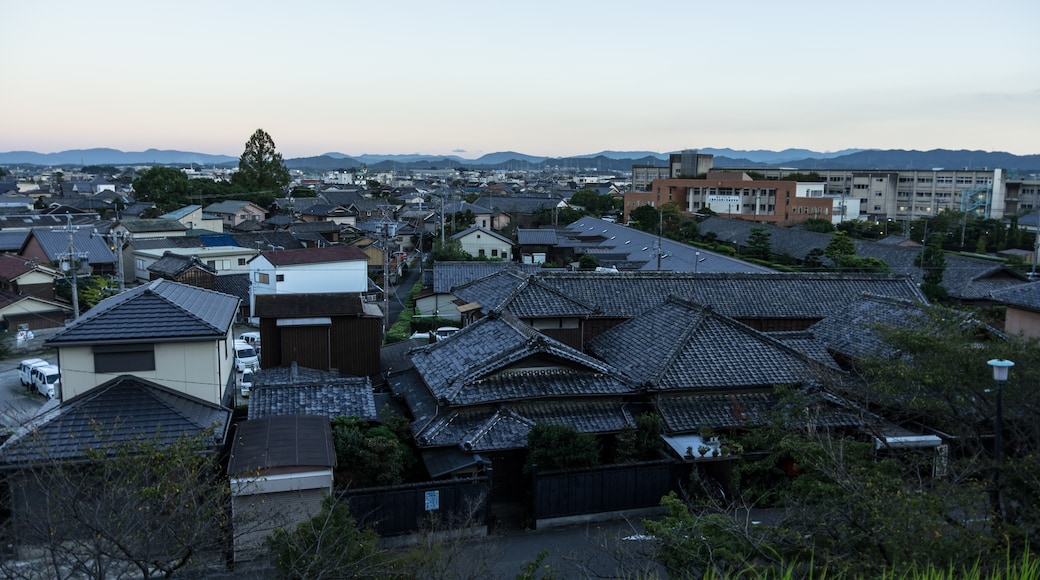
[0,375,231,465]
[588,297,826,391]
[213,273,250,304]
[28,227,117,265]
[227,415,335,475]
[534,270,927,320]
[417,399,634,451]
[697,216,1030,299]
[565,217,771,273]
[807,295,970,361]
[119,218,187,233]
[147,252,216,277]
[990,280,1040,311]
[45,279,238,345]
[432,261,542,293]
[247,367,376,421]
[160,205,202,220]
[517,228,560,246]
[409,311,633,406]
[654,391,868,433]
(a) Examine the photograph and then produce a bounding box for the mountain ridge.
[1,147,1038,173]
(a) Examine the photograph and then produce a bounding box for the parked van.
[30,364,60,399]
[239,331,261,355]
[234,340,259,373]
[18,358,48,388]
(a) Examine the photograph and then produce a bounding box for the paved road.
[0,348,53,430]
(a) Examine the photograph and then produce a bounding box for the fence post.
[484,466,493,536]
[529,463,538,530]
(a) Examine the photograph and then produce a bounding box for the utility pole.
[56,214,87,319]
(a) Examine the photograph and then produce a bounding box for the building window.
[257,272,269,284]
[94,344,155,373]
[491,249,498,257]
[238,258,247,266]
[478,249,486,257]
[276,274,284,282]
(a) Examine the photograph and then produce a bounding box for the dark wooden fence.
[530,460,691,526]
[342,476,491,536]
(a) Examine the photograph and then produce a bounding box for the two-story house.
[43,278,241,407]
[204,200,267,231]
[247,245,370,323]
[450,225,513,260]
[160,204,224,234]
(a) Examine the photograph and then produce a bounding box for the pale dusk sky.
[2,0,1038,159]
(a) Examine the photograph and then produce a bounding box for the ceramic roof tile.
[991,281,1040,311]
[0,375,230,465]
[46,279,238,345]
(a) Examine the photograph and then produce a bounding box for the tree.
[132,166,191,210]
[823,231,856,265]
[578,253,599,269]
[331,416,411,488]
[231,128,290,192]
[2,427,232,579]
[524,423,599,473]
[745,227,772,260]
[915,233,948,301]
[802,217,835,233]
[266,495,387,579]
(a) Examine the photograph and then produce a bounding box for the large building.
[629,151,1033,227]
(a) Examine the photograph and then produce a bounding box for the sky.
[3,0,1038,160]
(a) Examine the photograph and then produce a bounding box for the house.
[990,281,1040,339]
[19,227,117,277]
[147,251,218,289]
[0,374,233,560]
[413,261,542,322]
[43,279,240,407]
[227,414,336,559]
[112,218,188,240]
[132,244,257,282]
[248,245,370,322]
[160,204,224,234]
[0,291,71,333]
[0,254,61,301]
[450,225,513,260]
[252,292,383,378]
[203,200,267,230]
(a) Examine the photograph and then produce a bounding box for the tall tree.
[232,128,290,192]
[132,166,190,211]
[746,226,772,260]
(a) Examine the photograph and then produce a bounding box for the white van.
[240,369,254,398]
[234,340,259,373]
[18,358,48,388]
[239,331,261,354]
[30,364,60,399]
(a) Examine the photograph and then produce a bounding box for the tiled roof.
[119,218,187,233]
[130,236,206,251]
[213,273,250,304]
[147,252,216,277]
[564,217,771,273]
[807,294,968,361]
[432,261,542,293]
[451,268,534,312]
[258,245,367,266]
[0,230,28,252]
[696,216,1029,299]
[452,270,598,318]
[46,279,238,345]
[472,195,562,215]
[160,205,202,220]
[534,271,926,320]
[253,292,380,318]
[0,375,231,465]
[228,231,306,251]
[409,311,632,406]
[203,200,259,214]
[417,399,634,451]
[517,228,560,246]
[0,254,33,279]
[247,367,376,421]
[227,415,335,475]
[28,227,116,265]
[990,281,1040,311]
[655,390,873,434]
[588,296,825,391]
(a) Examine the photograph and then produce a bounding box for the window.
[478,249,486,257]
[276,274,284,282]
[94,344,155,373]
[238,258,247,266]
[491,249,499,257]
[257,272,269,284]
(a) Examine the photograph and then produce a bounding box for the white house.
[450,225,513,260]
[133,245,259,282]
[160,205,225,233]
[248,246,370,323]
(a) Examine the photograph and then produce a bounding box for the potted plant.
[697,445,710,457]
[685,446,694,458]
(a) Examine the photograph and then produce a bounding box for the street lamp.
[987,358,1014,523]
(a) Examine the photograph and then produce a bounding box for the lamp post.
[987,358,1014,523]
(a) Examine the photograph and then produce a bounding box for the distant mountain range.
[1,147,1038,174]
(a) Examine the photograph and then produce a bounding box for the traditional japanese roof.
[0,254,35,279]
[654,391,869,433]
[588,296,827,391]
[516,228,560,246]
[24,227,116,265]
[0,375,231,465]
[431,261,542,293]
[247,365,377,421]
[160,205,202,220]
[416,399,635,451]
[146,251,217,277]
[452,268,598,318]
[409,311,634,407]
[118,218,187,233]
[45,278,238,345]
[990,280,1040,312]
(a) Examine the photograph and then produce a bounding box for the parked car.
[18,358,48,389]
[433,326,461,342]
[239,331,261,354]
[240,369,254,398]
[409,330,431,341]
[234,340,259,373]
[30,364,60,399]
